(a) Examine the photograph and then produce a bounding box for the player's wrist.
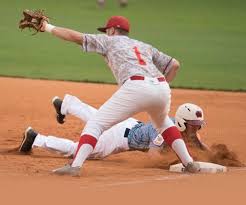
[45,23,55,33]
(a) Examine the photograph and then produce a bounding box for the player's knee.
[83,121,106,139]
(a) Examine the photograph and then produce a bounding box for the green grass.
[0,0,246,91]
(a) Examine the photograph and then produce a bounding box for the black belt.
[124,121,142,138]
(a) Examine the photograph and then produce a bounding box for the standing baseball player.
[27,15,200,176]
[19,94,208,158]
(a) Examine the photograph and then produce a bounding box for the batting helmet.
[175,103,205,132]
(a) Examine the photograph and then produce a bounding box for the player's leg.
[61,94,98,122]
[53,94,139,159]
[19,127,78,156]
[71,80,156,168]
[147,86,193,166]
[89,118,139,159]
[53,79,179,174]
[33,134,78,157]
[150,112,193,166]
[62,94,140,129]
[33,119,136,159]
[33,130,129,160]
[19,127,124,160]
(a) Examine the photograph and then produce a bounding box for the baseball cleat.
[184,161,201,173]
[19,127,38,153]
[52,96,65,124]
[52,164,81,177]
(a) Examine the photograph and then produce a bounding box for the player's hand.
[40,20,48,32]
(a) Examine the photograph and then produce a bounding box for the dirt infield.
[1,77,246,205]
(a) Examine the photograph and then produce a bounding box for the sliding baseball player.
[19,94,207,159]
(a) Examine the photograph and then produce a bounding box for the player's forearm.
[45,24,83,45]
[201,142,211,151]
[188,133,210,151]
[165,59,180,83]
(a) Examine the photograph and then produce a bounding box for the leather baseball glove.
[19,9,49,35]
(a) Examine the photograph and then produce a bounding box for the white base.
[169,161,227,173]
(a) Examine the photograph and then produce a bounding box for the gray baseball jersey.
[82,34,173,85]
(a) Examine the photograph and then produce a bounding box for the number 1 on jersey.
[133,46,146,65]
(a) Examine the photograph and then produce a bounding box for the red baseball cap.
[97,16,130,33]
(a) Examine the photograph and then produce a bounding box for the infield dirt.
[0,77,246,205]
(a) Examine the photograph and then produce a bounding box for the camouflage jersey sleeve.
[152,47,174,76]
[82,34,109,55]
[127,122,163,151]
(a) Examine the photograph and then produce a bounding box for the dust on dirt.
[187,143,244,167]
[209,144,244,167]
[104,143,245,169]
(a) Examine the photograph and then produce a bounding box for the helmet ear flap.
[175,116,186,132]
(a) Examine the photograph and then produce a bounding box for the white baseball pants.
[33,95,139,158]
[73,77,193,167]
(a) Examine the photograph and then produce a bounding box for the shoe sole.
[52,167,81,177]
[52,96,60,104]
[52,171,81,177]
[19,126,32,152]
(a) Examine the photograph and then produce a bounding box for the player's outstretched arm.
[41,21,83,45]
[152,48,180,83]
[165,59,180,83]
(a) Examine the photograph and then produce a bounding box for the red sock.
[73,134,97,159]
[161,126,182,146]
[161,126,193,166]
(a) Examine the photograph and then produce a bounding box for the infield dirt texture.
[0,77,246,205]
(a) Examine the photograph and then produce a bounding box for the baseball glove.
[19,9,49,35]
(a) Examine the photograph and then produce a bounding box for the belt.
[124,128,131,138]
[124,121,142,138]
[130,75,165,82]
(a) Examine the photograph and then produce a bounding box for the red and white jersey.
[82,34,173,85]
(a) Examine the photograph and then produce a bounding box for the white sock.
[171,139,193,166]
[71,144,94,167]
